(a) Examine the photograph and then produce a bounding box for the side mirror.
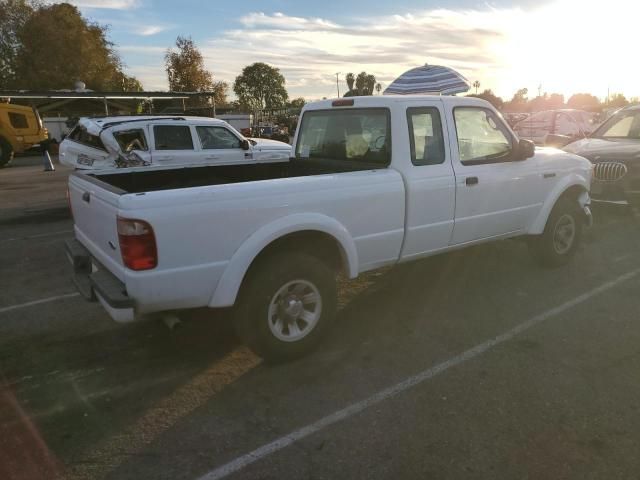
[240,139,250,150]
[545,134,573,148]
[516,139,535,160]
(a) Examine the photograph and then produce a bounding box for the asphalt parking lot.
[2,156,640,480]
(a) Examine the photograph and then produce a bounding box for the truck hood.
[249,137,291,151]
[563,137,640,163]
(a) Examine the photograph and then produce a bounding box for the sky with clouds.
[62,0,640,101]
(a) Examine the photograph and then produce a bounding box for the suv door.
[150,124,201,166]
[449,106,542,245]
[194,125,247,164]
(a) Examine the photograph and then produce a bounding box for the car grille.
[593,162,627,182]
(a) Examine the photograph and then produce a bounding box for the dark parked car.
[564,105,640,206]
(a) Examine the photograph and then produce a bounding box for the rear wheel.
[529,198,583,267]
[0,137,13,168]
[234,251,337,363]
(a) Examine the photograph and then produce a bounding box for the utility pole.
[335,72,340,98]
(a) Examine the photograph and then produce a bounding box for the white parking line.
[0,229,73,244]
[196,268,640,480]
[0,292,80,315]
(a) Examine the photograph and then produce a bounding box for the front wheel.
[529,198,583,267]
[234,251,337,363]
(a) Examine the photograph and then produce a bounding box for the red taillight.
[117,217,157,271]
[332,99,354,107]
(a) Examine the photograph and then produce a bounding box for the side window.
[555,113,580,136]
[454,108,513,165]
[154,125,194,150]
[113,129,148,152]
[407,107,445,166]
[196,126,241,149]
[9,112,28,129]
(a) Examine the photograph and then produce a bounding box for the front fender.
[208,213,359,308]
[528,173,591,235]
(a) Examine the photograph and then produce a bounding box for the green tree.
[528,93,565,112]
[344,71,377,96]
[233,62,288,111]
[345,73,355,91]
[289,97,306,109]
[12,3,140,91]
[608,93,629,109]
[567,93,600,111]
[0,0,39,88]
[375,83,382,95]
[503,88,529,112]
[467,89,504,110]
[165,36,227,105]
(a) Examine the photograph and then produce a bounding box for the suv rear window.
[295,108,390,165]
[68,125,106,150]
[154,125,194,150]
[8,112,28,129]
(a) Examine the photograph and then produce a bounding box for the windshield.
[295,108,390,165]
[593,110,640,139]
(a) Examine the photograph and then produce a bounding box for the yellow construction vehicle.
[0,103,49,167]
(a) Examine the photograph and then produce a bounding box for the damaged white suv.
[59,116,291,170]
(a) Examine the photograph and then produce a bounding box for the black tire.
[529,198,583,267]
[0,137,14,168]
[234,251,337,363]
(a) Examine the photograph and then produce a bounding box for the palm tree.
[365,74,376,95]
[346,73,355,92]
[473,80,480,94]
[375,83,382,95]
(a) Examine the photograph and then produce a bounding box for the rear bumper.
[65,238,136,322]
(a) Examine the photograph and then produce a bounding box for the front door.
[194,125,247,164]
[449,106,542,245]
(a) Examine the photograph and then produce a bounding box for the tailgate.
[69,173,125,279]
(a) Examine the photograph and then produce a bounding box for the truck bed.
[88,158,385,194]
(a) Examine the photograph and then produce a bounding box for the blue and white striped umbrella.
[384,64,470,96]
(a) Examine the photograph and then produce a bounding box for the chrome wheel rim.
[267,280,322,342]
[553,214,576,255]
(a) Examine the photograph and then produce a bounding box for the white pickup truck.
[66,95,592,362]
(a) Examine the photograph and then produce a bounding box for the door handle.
[205,155,220,160]
[465,176,479,186]
[159,155,174,161]
[82,191,90,203]
[543,172,556,179]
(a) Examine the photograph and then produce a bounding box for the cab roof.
[302,94,493,111]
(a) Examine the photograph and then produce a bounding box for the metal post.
[335,72,340,98]
[103,97,109,115]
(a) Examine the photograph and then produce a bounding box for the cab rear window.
[295,108,390,165]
